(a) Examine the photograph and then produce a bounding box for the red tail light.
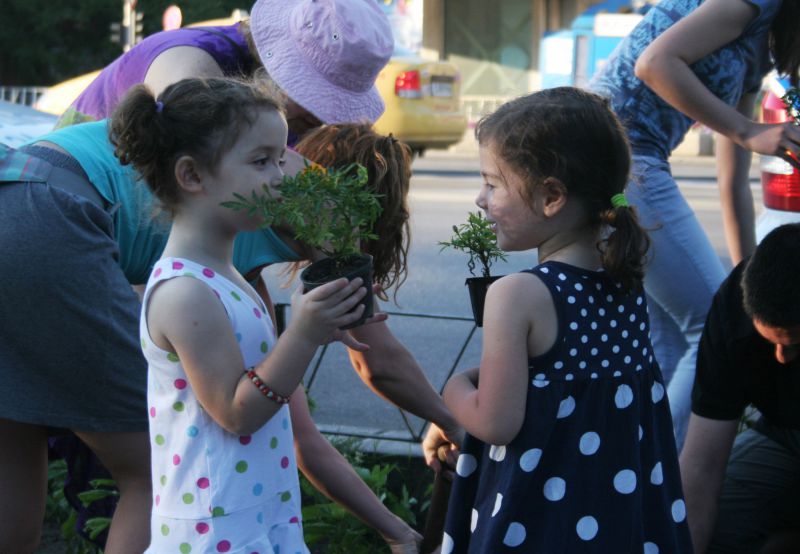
[395,70,422,99]
[760,92,800,211]
[761,164,800,211]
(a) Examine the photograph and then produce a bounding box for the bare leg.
[75,430,152,554]
[0,419,48,553]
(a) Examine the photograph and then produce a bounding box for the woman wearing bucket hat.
[53,1,461,434]
[52,2,461,439]
[58,0,394,147]
[34,1,459,549]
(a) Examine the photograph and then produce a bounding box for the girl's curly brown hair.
[294,124,412,301]
[109,76,283,216]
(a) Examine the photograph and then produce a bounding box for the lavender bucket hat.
[250,0,394,125]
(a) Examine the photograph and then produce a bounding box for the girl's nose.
[268,175,283,197]
[475,189,487,209]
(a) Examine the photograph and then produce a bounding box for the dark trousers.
[708,426,800,554]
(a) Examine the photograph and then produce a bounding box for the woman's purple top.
[57,23,255,128]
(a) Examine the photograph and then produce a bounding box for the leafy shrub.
[300,437,422,554]
[43,459,102,554]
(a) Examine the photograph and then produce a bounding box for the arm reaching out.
[290,387,422,552]
[635,0,800,166]
[347,317,462,445]
[147,276,368,436]
[679,415,738,553]
[442,274,545,446]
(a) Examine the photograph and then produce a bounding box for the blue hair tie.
[155,101,164,114]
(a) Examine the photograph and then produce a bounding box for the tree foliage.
[1,0,247,85]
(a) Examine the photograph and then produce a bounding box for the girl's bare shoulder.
[488,271,552,309]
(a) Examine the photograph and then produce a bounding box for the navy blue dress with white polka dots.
[442,261,693,553]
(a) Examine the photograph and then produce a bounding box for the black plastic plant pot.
[300,253,374,330]
[466,275,503,327]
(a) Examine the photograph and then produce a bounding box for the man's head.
[247,0,393,137]
[742,223,800,364]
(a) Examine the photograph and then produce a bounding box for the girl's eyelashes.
[254,150,286,168]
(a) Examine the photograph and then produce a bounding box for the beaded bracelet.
[245,369,291,405]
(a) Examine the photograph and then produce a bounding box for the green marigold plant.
[224,163,383,263]
[439,211,507,278]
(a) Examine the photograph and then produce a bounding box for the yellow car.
[35,41,467,156]
[373,45,468,155]
[34,70,100,117]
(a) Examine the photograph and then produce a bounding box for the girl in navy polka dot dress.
[111,78,371,553]
[436,87,693,553]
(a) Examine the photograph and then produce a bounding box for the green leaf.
[77,489,118,506]
[84,516,112,540]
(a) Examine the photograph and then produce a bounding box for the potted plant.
[225,163,383,329]
[439,211,507,327]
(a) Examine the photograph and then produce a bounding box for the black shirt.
[692,262,800,430]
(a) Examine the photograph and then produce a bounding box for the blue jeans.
[629,155,726,449]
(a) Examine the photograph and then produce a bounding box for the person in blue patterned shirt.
[589,0,800,450]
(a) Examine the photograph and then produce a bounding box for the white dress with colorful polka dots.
[140,257,309,554]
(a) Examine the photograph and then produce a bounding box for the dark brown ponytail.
[598,204,650,292]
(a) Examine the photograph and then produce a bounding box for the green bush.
[44,438,429,554]
[44,459,102,554]
[300,437,424,554]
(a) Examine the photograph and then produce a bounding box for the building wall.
[423,0,607,119]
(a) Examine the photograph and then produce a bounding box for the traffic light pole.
[122,0,133,51]
[110,0,143,51]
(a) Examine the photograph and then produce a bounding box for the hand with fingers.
[287,277,368,346]
[422,423,460,476]
[332,308,389,351]
[420,439,458,554]
[739,120,800,169]
[384,523,423,554]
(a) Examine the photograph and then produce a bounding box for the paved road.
[260,152,763,454]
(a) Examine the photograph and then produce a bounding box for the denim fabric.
[0,180,147,431]
[629,155,726,448]
[589,0,777,159]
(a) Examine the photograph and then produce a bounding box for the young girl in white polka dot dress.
[437,88,693,552]
[110,78,371,553]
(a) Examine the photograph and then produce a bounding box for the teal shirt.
[26,120,299,284]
